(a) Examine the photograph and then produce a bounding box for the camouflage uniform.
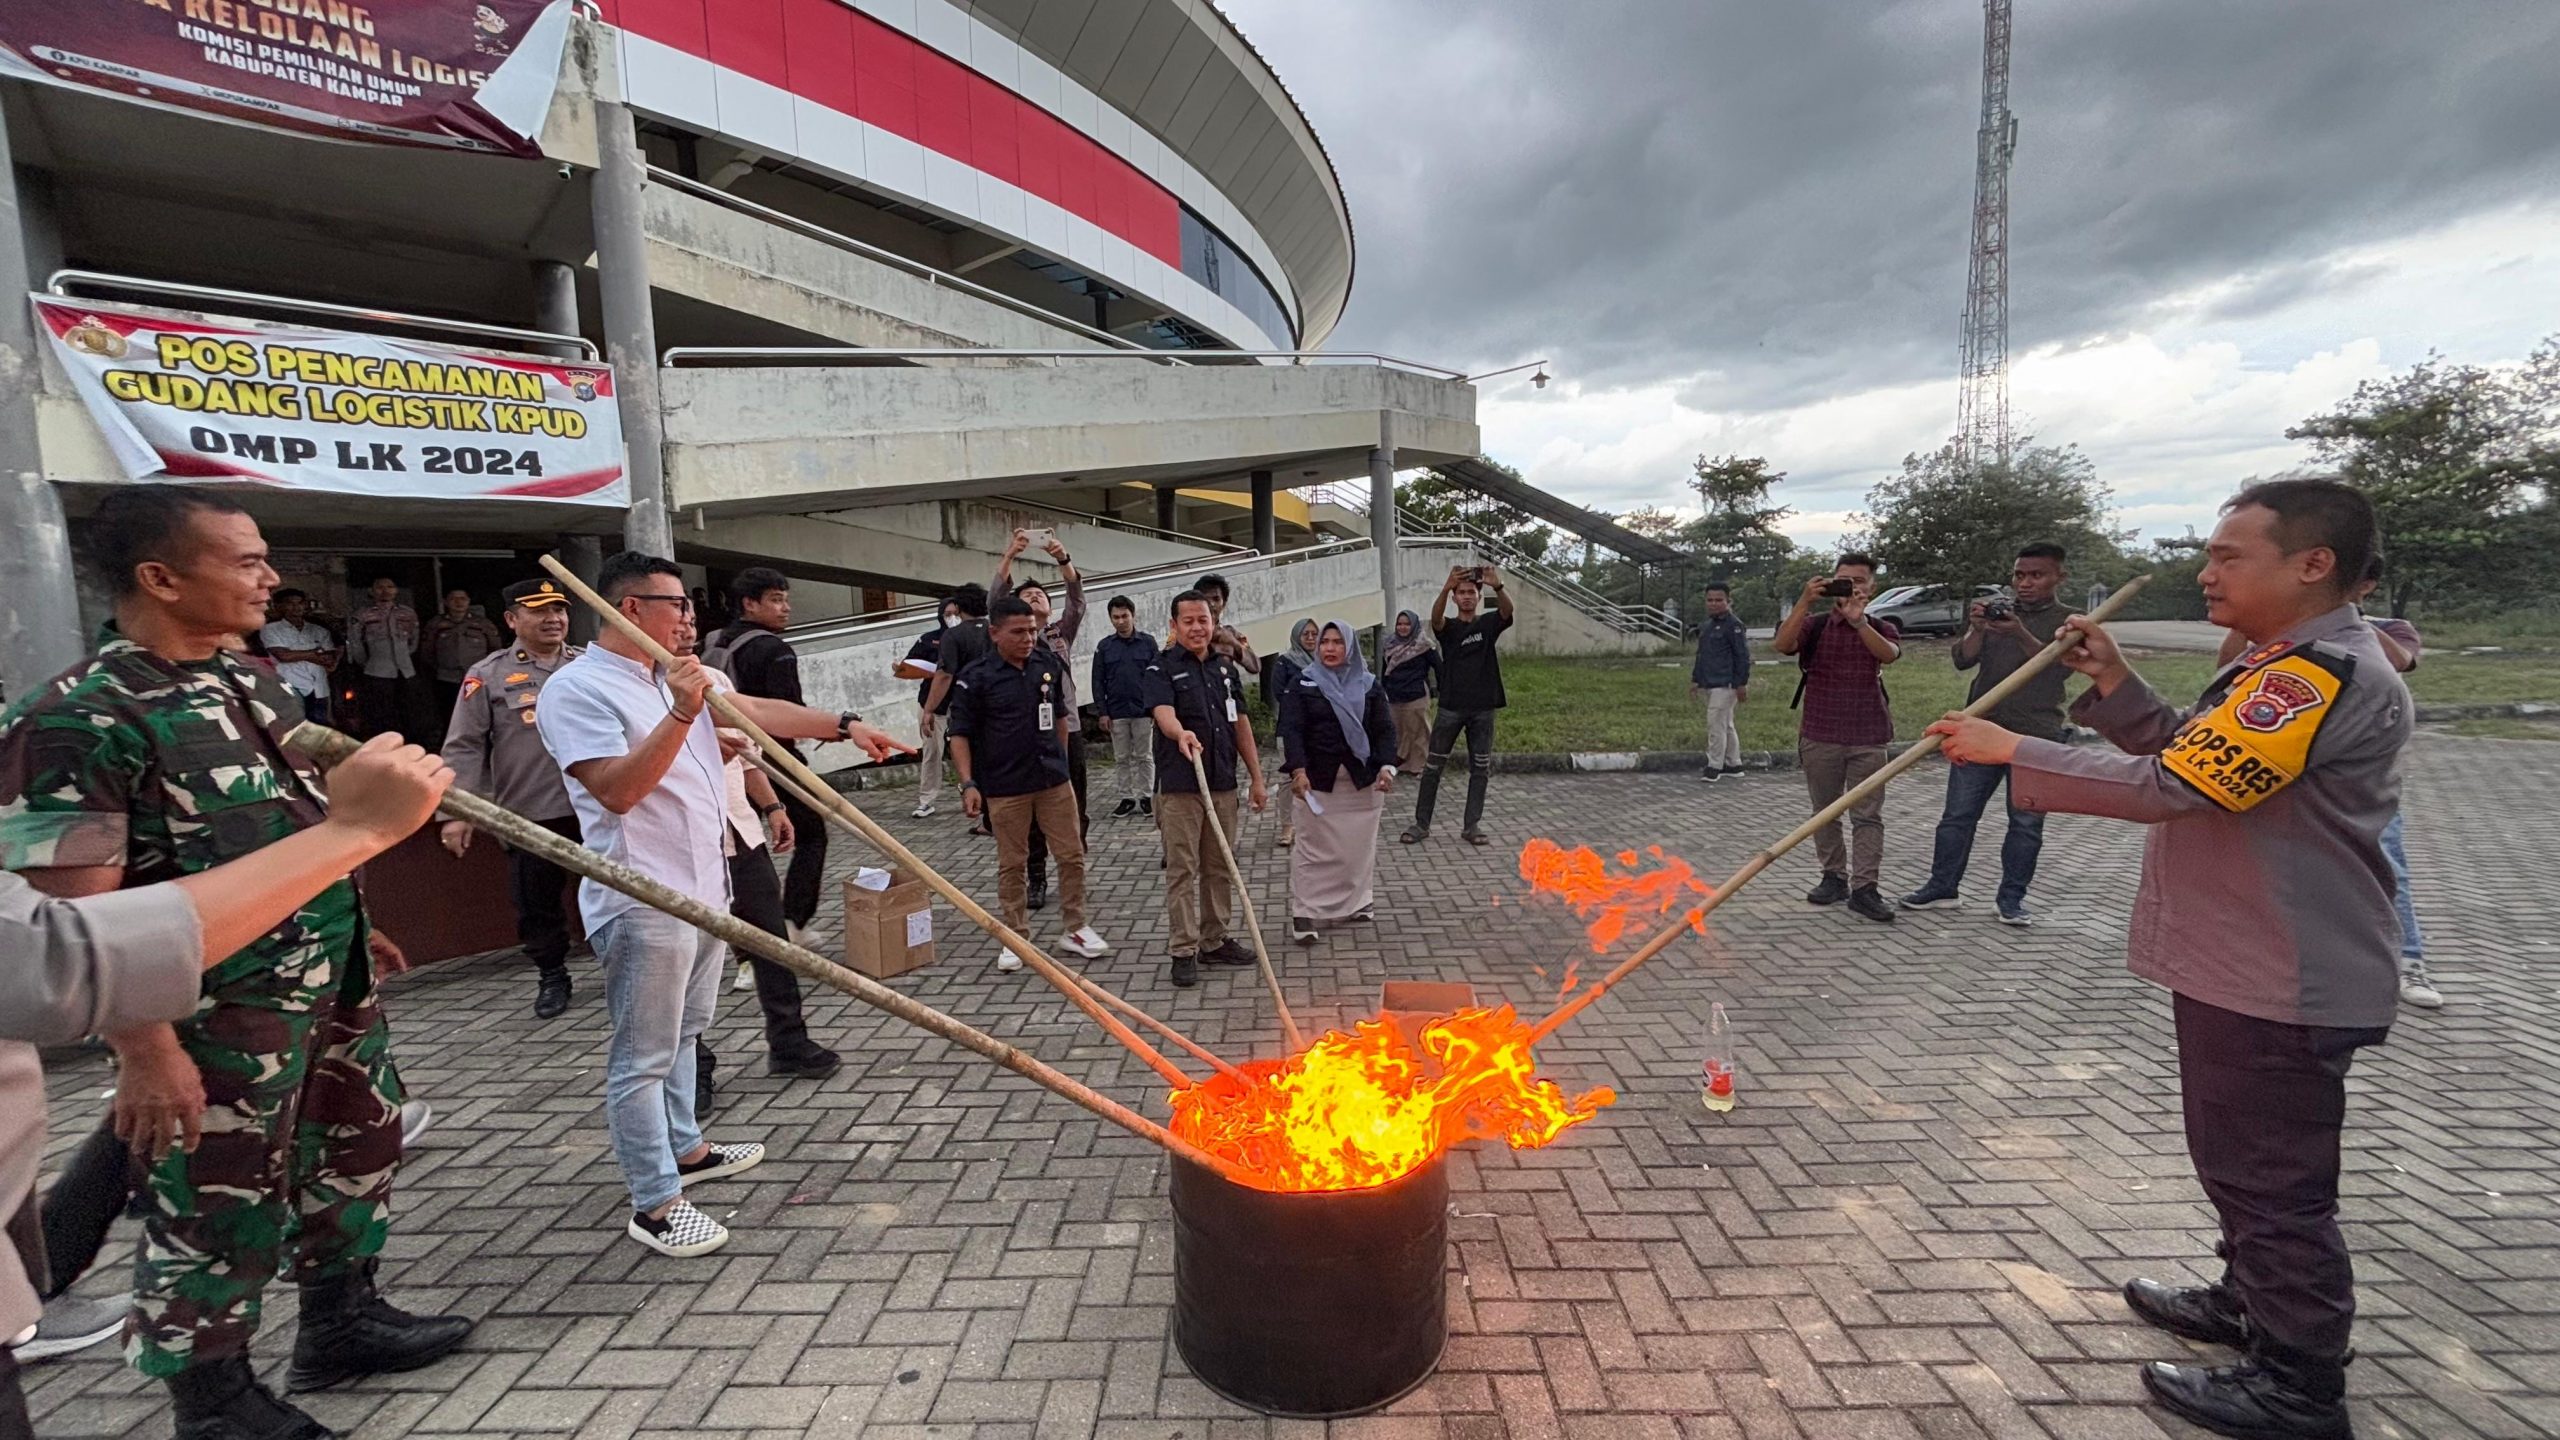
[0,636,403,1378]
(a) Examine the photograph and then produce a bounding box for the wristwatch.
[759,803,785,819]
[834,710,860,740]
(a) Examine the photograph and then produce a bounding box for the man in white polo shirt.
[536,552,902,1257]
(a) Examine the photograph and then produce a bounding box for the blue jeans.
[593,908,726,1212]
[2379,809,2423,964]
[1924,762,2044,908]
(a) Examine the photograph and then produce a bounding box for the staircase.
[1301,483,1684,641]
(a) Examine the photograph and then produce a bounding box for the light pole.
[1463,359,1551,389]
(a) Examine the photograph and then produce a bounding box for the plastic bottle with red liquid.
[1700,1002,1736,1113]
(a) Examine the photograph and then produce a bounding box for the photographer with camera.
[1773,554,1903,921]
[1902,543,2070,924]
[1403,564,1514,846]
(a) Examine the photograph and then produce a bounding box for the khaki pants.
[1700,687,1743,769]
[1800,739,1888,887]
[915,704,946,808]
[1107,716,1155,800]
[1392,697,1431,772]
[1157,788,1241,954]
[989,782,1086,930]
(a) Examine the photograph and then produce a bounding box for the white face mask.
[942,614,960,628]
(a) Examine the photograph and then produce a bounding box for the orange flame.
[1518,838,1714,951]
[1168,1005,1615,1193]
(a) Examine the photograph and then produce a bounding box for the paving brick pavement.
[24,734,2559,1440]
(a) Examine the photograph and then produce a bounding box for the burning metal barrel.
[1169,1152,1450,1418]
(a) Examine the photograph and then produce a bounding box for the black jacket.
[1381,648,1436,703]
[1279,676,1400,790]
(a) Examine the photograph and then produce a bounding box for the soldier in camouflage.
[0,488,470,1440]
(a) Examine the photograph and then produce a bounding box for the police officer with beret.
[1931,478,2408,1440]
[440,577,585,1018]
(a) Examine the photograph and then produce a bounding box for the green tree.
[1685,454,1799,621]
[2288,341,2560,616]
[1855,439,2128,591]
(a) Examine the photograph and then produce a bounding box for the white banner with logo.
[36,296,627,506]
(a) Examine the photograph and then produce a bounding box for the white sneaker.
[731,961,754,991]
[676,1140,766,1182]
[1060,927,1111,959]
[2399,965,2444,1009]
[398,1099,434,1149]
[11,1295,127,1362]
[628,1198,729,1258]
[996,952,1023,972]
[912,800,936,818]
[789,921,832,950]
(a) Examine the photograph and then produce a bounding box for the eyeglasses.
[626,594,695,614]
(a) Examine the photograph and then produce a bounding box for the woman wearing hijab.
[1279,619,1401,942]
[1266,618,1321,847]
[1378,609,1437,771]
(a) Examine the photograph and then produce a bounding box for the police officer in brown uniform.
[439,579,584,1019]
[1932,479,2408,1440]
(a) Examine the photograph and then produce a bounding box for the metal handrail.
[643,166,1153,355]
[662,345,1467,379]
[986,493,1255,554]
[785,536,1373,650]
[45,270,600,360]
[1398,534,1682,639]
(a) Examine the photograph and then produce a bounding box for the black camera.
[1981,596,2015,622]
[1821,577,1855,598]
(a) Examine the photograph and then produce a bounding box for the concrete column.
[0,131,86,700]
[1249,469,1276,555]
[1154,484,1178,532]
[1369,413,1398,630]
[591,100,672,558]
[532,259,605,642]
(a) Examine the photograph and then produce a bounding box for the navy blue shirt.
[947,647,1072,797]
[1381,647,1436,704]
[1691,613,1753,690]
[1141,645,1248,794]
[1090,630,1160,719]
[902,625,945,708]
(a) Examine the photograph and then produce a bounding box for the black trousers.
[1413,707,1497,833]
[40,1120,136,1298]
[354,674,417,739]
[776,786,829,930]
[727,845,824,1064]
[2176,992,2388,1360]
[510,814,582,976]
[0,1349,31,1440]
[1025,735,1090,886]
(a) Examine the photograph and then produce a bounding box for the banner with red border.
[37,296,627,506]
[0,1,573,156]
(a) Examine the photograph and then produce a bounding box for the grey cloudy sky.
[1226,0,2560,545]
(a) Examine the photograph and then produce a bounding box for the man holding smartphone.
[1773,553,1903,922]
[1403,564,1514,846]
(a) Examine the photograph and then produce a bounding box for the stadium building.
[1,0,1682,749]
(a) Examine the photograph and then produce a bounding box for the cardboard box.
[842,868,936,978]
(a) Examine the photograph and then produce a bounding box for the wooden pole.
[1528,576,2155,1042]
[536,555,1202,1090]
[740,751,1250,1082]
[1189,748,1304,1051]
[284,724,1246,1182]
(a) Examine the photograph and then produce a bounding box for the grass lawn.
[1493,640,2560,754]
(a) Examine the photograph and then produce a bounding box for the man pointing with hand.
[1929,479,2408,1440]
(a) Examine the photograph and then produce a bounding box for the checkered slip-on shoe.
[627,1199,729,1258]
[676,1141,765,1182]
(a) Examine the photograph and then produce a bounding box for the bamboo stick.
[284,724,1246,1183]
[1189,748,1304,1051]
[1528,577,2155,1043]
[740,749,1251,1083]
[533,555,1204,1089]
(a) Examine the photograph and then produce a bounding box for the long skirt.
[1391,698,1431,771]
[1289,775,1384,920]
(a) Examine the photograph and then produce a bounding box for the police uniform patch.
[461,676,483,699]
[2160,651,2350,813]
[505,672,531,685]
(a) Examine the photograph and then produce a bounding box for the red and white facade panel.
[597,0,1309,350]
